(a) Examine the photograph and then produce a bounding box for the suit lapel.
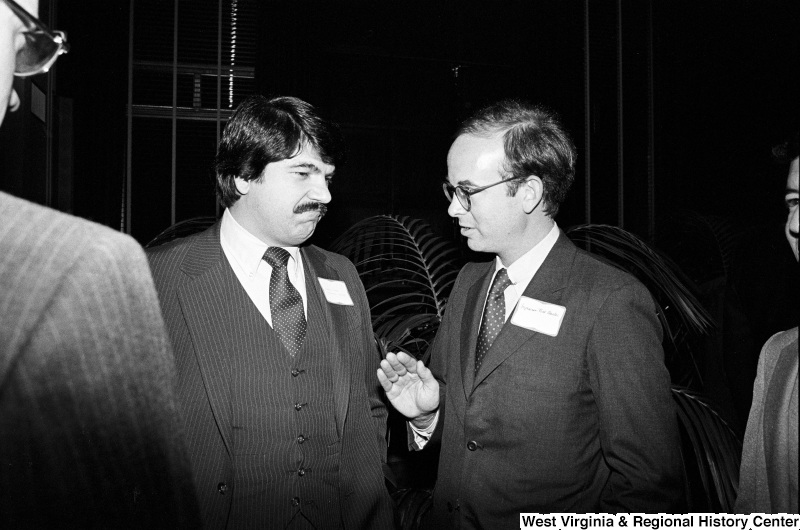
[762,336,798,498]
[301,246,350,437]
[472,232,576,391]
[175,223,237,456]
[460,263,494,396]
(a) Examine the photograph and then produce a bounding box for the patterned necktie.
[263,247,307,356]
[475,268,512,375]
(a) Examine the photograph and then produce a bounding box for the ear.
[520,176,543,214]
[234,177,250,195]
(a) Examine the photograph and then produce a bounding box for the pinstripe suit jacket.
[426,232,684,527]
[0,192,200,528]
[146,222,394,529]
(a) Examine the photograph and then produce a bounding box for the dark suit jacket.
[0,192,200,529]
[735,327,798,514]
[146,222,394,529]
[426,232,684,527]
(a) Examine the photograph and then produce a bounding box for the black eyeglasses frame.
[442,174,533,212]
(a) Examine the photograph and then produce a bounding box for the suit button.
[291,369,301,377]
[294,403,303,411]
[467,440,478,451]
[298,467,306,477]
[297,435,306,444]
[217,482,228,495]
[291,496,301,507]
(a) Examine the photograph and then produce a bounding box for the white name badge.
[317,278,355,306]
[510,296,566,337]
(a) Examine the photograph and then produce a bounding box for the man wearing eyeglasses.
[379,99,684,526]
[0,0,66,122]
[0,1,200,527]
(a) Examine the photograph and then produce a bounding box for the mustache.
[294,202,328,217]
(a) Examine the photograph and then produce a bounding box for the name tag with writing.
[510,296,566,337]
[317,278,354,306]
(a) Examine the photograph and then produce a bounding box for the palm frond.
[330,215,462,352]
[331,215,458,321]
[672,387,741,511]
[374,312,441,358]
[658,212,745,284]
[680,213,743,280]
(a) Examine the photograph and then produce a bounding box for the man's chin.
[290,219,322,244]
[465,237,486,253]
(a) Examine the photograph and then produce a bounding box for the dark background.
[33,0,797,247]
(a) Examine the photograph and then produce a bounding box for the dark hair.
[456,99,576,217]
[215,95,345,208]
[772,131,799,165]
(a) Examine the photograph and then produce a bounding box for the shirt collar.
[220,208,301,275]
[496,221,560,285]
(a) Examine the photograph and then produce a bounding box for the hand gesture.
[377,351,440,424]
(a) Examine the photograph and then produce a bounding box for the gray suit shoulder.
[0,192,149,282]
[572,243,650,291]
[144,228,209,285]
[760,327,799,366]
[762,327,799,352]
[1,191,136,244]
[146,229,198,261]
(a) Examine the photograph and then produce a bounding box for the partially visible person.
[722,135,800,435]
[379,99,684,527]
[0,0,200,527]
[735,133,798,514]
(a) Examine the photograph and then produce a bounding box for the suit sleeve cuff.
[406,410,440,451]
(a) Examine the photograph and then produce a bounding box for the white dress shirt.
[219,208,308,327]
[410,222,561,446]
[490,221,561,322]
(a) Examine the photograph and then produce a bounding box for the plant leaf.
[330,215,462,322]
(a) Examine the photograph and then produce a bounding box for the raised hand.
[377,351,440,424]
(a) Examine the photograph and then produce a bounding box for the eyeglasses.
[442,175,531,212]
[3,0,69,77]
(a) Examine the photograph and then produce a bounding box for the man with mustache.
[147,94,394,529]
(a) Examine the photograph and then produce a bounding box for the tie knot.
[263,246,291,269]
[489,268,512,296]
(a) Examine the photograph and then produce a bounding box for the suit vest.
[225,262,342,529]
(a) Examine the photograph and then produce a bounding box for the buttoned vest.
[226,262,342,529]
